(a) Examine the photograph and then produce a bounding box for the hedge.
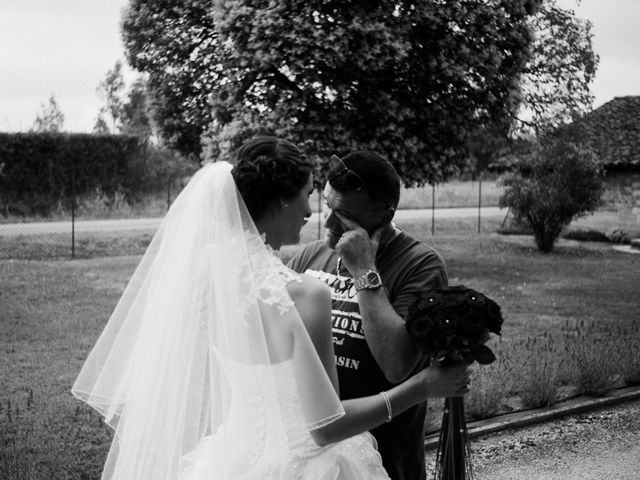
[0,132,143,216]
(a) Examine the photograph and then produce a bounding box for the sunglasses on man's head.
[329,155,392,209]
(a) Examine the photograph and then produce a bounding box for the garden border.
[424,384,640,450]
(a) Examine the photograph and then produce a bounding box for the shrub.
[609,319,640,385]
[562,228,609,243]
[496,214,533,235]
[564,320,619,396]
[498,140,604,252]
[605,228,631,244]
[0,133,142,217]
[517,334,564,408]
[465,362,509,419]
[0,133,198,218]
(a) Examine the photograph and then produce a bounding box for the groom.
[288,151,460,480]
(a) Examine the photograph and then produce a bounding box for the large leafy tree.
[122,1,222,158]
[468,0,598,176]
[123,0,539,184]
[516,0,598,135]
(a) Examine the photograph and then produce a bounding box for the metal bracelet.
[380,391,392,423]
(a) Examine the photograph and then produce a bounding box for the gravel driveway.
[425,399,640,479]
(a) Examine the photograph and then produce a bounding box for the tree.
[122,1,222,159]
[120,77,153,140]
[465,0,598,177]
[95,62,154,142]
[32,94,65,132]
[120,76,157,176]
[93,113,110,134]
[516,0,598,136]
[498,140,603,252]
[122,0,539,183]
[96,60,126,133]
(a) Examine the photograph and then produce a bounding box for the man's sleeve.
[391,250,448,319]
[286,245,307,273]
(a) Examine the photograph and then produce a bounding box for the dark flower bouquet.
[406,285,504,480]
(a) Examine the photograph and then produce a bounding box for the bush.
[498,140,604,252]
[605,228,631,244]
[0,133,198,219]
[465,361,510,419]
[608,319,640,385]
[562,228,609,243]
[0,133,142,217]
[564,320,619,396]
[517,334,564,408]
[128,146,199,197]
[496,213,533,235]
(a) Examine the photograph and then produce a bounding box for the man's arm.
[334,214,446,383]
[356,287,423,383]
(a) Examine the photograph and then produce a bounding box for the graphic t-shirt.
[288,230,447,480]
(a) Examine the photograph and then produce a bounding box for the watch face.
[366,271,381,287]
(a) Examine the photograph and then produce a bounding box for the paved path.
[466,400,640,480]
[0,207,506,237]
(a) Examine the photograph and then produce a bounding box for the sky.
[1,0,639,133]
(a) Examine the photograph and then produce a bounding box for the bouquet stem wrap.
[436,397,472,480]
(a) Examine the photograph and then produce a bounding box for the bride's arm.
[293,277,470,447]
[313,363,468,446]
[291,277,340,394]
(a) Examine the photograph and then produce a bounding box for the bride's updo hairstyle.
[231,136,314,222]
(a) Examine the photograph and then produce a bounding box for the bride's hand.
[411,361,471,399]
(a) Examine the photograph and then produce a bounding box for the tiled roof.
[559,96,640,170]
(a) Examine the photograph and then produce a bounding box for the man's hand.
[334,212,384,276]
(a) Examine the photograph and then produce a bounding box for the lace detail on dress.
[241,231,302,315]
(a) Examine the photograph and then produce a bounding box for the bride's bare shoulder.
[287,273,330,304]
[287,274,331,331]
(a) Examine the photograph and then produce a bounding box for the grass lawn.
[2,216,639,479]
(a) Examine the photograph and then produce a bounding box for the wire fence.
[0,177,510,261]
[0,175,189,260]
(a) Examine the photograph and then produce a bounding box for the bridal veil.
[72,162,345,479]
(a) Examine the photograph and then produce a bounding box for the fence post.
[167,177,172,211]
[478,172,482,234]
[501,207,511,228]
[431,183,435,235]
[317,193,322,240]
[71,170,76,259]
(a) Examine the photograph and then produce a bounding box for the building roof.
[560,96,640,171]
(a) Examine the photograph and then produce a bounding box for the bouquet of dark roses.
[405,285,504,480]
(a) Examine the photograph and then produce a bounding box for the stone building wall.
[603,172,640,228]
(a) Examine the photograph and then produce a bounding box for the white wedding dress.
[178,258,390,480]
[72,162,390,480]
[178,358,389,480]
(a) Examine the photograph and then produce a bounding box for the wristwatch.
[354,270,383,291]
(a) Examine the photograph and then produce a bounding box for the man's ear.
[380,206,395,224]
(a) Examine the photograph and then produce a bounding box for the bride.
[72,136,470,479]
